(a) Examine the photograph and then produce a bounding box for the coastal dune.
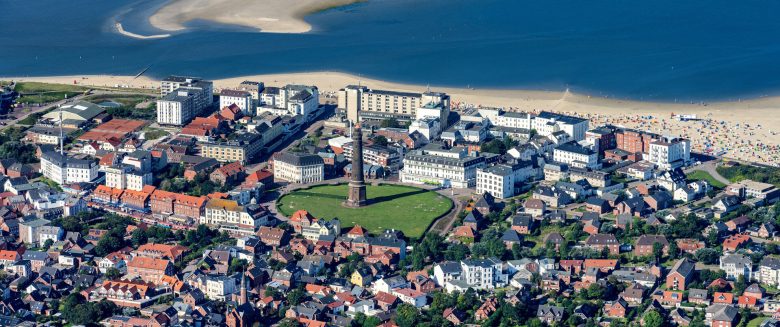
[149,0,361,33]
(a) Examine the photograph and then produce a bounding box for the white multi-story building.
[201,198,271,235]
[409,117,441,140]
[759,257,780,287]
[273,152,324,184]
[533,111,589,141]
[338,85,450,124]
[400,144,487,188]
[160,76,214,109]
[157,89,196,126]
[40,151,99,185]
[647,137,691,170]
[204,275,236,301]
[477,108,533,130]
[477,165,516,199]
[219,89,254,115]
[720,253,753,281]
[259,85,319,121]
[553,142,599,169]
[459,258,508,290]
[104,166,153,191]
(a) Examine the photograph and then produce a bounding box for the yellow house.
[351,268,372,287]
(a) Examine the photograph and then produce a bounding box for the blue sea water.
[1,0,780,101]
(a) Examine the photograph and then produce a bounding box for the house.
[543,232,565,251]
[603,298,629,318]
[720,253,753,281]
[393,288,426,308]
[714,196,742,215]
[210,162,245,186]
[634,235,669,257]
[501,229,524,249]
[536,305,565,324]
[744,283,765,300]
[667,258,695,291]
[585,234,620,255]
[134,243,189,263]
[689,288,710,305]
[511,213,534,234]
[725,216,751,232]
[619,285,645,305]
[475,298,498,321]
[583,259,619,273]
[585,196,611,214]
[706,304,739,327]
[644,191,673,211]
[676,238,706,254]
[257,227,287,248]
[126,257,174,284]
[723,234,751,252]
[442,308,466,326]
[351,268,373,287]
[524,199,546,217]
[714,292,734,304]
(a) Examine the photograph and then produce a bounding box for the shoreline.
[114,22,171,40]
[149,0,363,34]
[3,71,779,164]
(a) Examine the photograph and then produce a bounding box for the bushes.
[717,164,780,187]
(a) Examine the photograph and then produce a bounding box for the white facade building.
[338,85,450,124]
[647,137,691,170]
[400,144,487,188]
[459,258,508,290]
[219,89,254,115]
[720,253,753,281]
[40,151,99,185]
[157,89,196,126]
[533,111,589,141]
[273,152,325,184]
[409,117,441,141]
[259,85,319,121]
[477,165,515,199]
[553,142,599,169]
[160,76,214,109]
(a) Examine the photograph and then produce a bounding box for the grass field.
[687,170,727,189]
[747,317,767,327]
[277,184,453,239]
[12,82,89,104]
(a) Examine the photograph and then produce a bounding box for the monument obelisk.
[344,122,367,207]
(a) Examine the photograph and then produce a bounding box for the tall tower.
[238,268,247,305]
[344,123,367,207]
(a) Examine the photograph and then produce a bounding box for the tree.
[643,310,664,327]
[653,242,664,261]
[43,238,54,250]
[695,248,720,264]
[395,304,419,327]
[287,286,306,306]
[380,118,401,128]
[130,228,148,247]
[105,267,122,280]
[373,135,388,147]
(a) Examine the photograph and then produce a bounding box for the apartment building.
[553,142,599,169]
[157,89,197,126]
[343,143,400,168]
[720,253,753,281]
[160,76,214,109]
[459,258,508,290]
[259,84,319,121]
[338,85,450,123]
[40,151,99,185]
[533,111,589,141]
[200,133,263,164]
[758,257,780,287]
[272,152,325,183]
[219,89,254,115]
[400,144,487,188]
[647,137,691,170]
[201,198,271,235]
[126,257,174,284]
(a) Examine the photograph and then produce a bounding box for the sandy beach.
[114,22,171,40]
[149,0,361,34]
[4,72,780,165]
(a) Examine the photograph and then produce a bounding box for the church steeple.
[239,268,247,306]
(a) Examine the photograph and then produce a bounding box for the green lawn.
[13,82,89,104]
[277,184,453,239]
[687,170,727,189]
[747,317,767,327]
[143,127,170,140]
